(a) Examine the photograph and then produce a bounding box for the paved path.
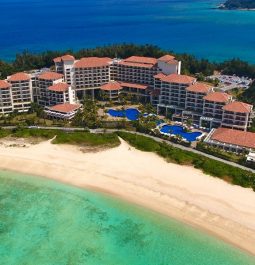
[2,125,255,173]
[92,128,255,173]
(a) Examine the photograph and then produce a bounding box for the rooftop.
[48,82,69,92]
[119,82,149,90]
[8,73,30,82]
[38,72,63,81]
[53,54,75,63]
[119,56,157,69]
[186,83,212,94]
[101,81,122,91]
[160,73,196,84]
[74,57,112,68]
[124,56,157,65]
[210,128,255,149]
[154,73,167,79]
[158,54,176,62]
[49,103,81,113]
[203,92,231,103]
[0,80,11,89]
[223,101,253,113]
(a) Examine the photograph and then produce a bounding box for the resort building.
[204,128,255,153]
[48,82,75,106]
[74,57,112,99]
[110,55,181,101]
[7,73,33,112]
[156,74,253,131]
[221,101,253,131]
[156,73,196,118]
[0,53,253,133]
[185,83,213,123]
[44,103,81,120]
[53,54,181,101]
[201,92,232,129]
[100,81,122,100]
[53,55,75,85]
[0,80,13,114]
[36,71,75,107]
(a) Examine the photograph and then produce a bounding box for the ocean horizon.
[0,0,255,63]
[1,170,255,265]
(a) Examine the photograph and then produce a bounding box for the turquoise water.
[1,170,255,264]
[0,0,255,62]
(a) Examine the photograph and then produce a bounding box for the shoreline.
[217,4,255,11]
[0,138,255,256]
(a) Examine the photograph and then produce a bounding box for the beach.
[0,137,255,256]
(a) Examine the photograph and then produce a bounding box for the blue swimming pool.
[160,125,202,142]
[107,108,140,121]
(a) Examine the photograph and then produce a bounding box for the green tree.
[72,98,100,128]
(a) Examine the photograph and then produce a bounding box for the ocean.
[0,170,255,265]
[0,0,255,63]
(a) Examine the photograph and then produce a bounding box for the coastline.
[0,138,255,256]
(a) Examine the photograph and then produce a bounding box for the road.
[2,125,255,173]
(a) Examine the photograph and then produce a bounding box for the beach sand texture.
[0,138,255,255]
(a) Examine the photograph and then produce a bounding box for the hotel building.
[155,71,253,131]
[221,101,253,131]
[0,80,13,114]
[0,54,253,132]
[53,54,181,100]
[74,57,112,99]
[204,128,255,153]
[44,103,81,120]
[51,54,253,130]
[36,72,75,107]
[7,73,33,112]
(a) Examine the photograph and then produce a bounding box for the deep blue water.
[0,0,255,63]
[108,108,140,120]
[160,125,202,141]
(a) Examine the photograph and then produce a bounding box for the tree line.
[1,44,255,79]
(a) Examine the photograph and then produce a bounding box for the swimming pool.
[160,125,202,142]
[107,108,140,121]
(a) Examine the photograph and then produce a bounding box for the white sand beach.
[0,138,255,255]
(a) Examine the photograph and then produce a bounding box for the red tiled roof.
[49,103,81,113]
[0,80,10,89]
[158,54,176,62]
[204,92,231,103]
[161,73,196,84]
[119,82,149,90]
[210,128,255,149]
[8,73,30,82]
[223,101,253,113]
[48,82,69,92]
[38,72,63,81]
[61,54,75,61]
[154,73,167,79]
[119,56,157,69]
[53,54,75,63]
[53,57,61,63]
[186,83,212,94]
[74,57,112,68]
[124,56,157,65]
[101,81,122,91]
[119,61,155,69]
